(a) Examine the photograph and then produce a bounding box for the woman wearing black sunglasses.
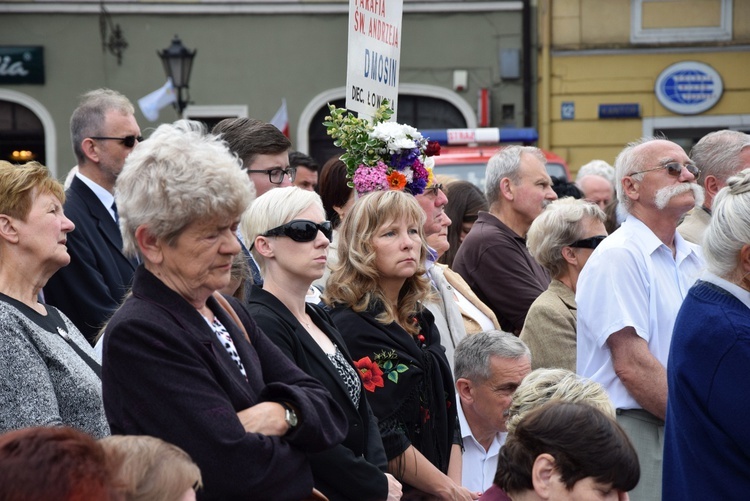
[243,186,402,501]
[519,198,607,373]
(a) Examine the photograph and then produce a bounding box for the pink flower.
[353,163,389,195]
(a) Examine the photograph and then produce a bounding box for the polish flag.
[270,99,289,137]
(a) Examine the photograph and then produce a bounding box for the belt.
[616,408,664,426]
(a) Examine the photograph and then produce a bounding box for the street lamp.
[157,35,196,115]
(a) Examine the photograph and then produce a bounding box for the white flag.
[138,79,177,122]
[270,99,289,137]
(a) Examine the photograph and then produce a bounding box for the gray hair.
[526,198,606,279]
[505,368,614,434]
[70,88,134,163]
[115,120,254,258]
[691,130,750,186]
[454,330,530,383]
[485,146,546,204]
[703,168,750,280]
[614,136,662,215]
[241,186,326,272]
[576,159,615,184]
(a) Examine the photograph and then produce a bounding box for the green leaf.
[382,360,393,370]
[388,371,399,383]
[396,364,409,373]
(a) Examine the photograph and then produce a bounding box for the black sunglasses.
[246,167,297,185]
[89,135,143,148]
[569,235,607,249]
[262,219,333,243]
[630,161,699,178]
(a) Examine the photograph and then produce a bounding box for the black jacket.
[247,286,389,501]
[44,176,136,342]
[102,266,347,500]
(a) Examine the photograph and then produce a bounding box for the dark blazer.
[44,176,137,342]
[102,266,347,501]
[246,286,389,501]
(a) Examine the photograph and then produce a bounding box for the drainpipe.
[539,0,551,151]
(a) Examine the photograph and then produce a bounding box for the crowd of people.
[0,86,748,501]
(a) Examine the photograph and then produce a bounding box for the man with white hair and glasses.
[576,137,705,501]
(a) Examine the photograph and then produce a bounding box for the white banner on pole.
[346,0,403,119]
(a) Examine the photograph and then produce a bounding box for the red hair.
[0,427,120,501]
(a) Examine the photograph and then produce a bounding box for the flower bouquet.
[323,100,441,196]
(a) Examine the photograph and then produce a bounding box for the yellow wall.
[541,0,750,172]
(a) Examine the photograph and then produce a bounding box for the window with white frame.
[631,0,732,44]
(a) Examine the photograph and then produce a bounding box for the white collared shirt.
[576,215,705,409]
[76,172,117,222]
[456,395,506,492]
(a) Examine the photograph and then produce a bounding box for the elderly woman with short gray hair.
[101,120,346,500]
[664,168,750,499]
[519,198,606,372]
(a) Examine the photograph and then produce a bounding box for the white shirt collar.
[76,172,116,222]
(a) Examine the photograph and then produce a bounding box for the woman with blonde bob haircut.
[101,120,346,500]
[100,435,202,501]
[520,198,607,372]
[505,368,615,435]
[325,190,476,500]
[243,186,402,501]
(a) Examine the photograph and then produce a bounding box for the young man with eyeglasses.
[212,117,293,288]
[576,137,705,501]
[453,146,558,336]
[44,88,140,344]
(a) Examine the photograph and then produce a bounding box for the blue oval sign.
[655,61,723,115]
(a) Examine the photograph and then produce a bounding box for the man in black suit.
[44,89,140,343]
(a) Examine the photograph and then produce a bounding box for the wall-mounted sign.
[598,103,641,119]
[561,101,575,120]
[0,46,44,84]
[655,61,723,115]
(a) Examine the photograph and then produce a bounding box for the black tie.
[111,201,119,224]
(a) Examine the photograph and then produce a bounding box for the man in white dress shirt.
[576,137,705,501]
[453,331,531,493]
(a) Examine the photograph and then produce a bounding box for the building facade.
[538,0,750,174]
[0,0,532,176]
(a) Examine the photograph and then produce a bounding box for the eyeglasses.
[569,235,607,249]
[630,161,699,178]
[424,183,443,197]
[262,219,333,243]
[247,167,297,185]
[89,135,143,148]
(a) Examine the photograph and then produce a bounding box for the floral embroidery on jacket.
[354,356,385,392]
[354,349,410,392]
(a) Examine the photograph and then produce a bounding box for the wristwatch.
[280,402,298,429]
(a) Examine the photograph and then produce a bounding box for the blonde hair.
[100,435,201,501]
[0,161,65,220]
[241,186,325,273]
[506,368,614,434]
[323,190,430,335]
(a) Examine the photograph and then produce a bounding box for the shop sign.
[0,46,44,84]
[655,61,722,115]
